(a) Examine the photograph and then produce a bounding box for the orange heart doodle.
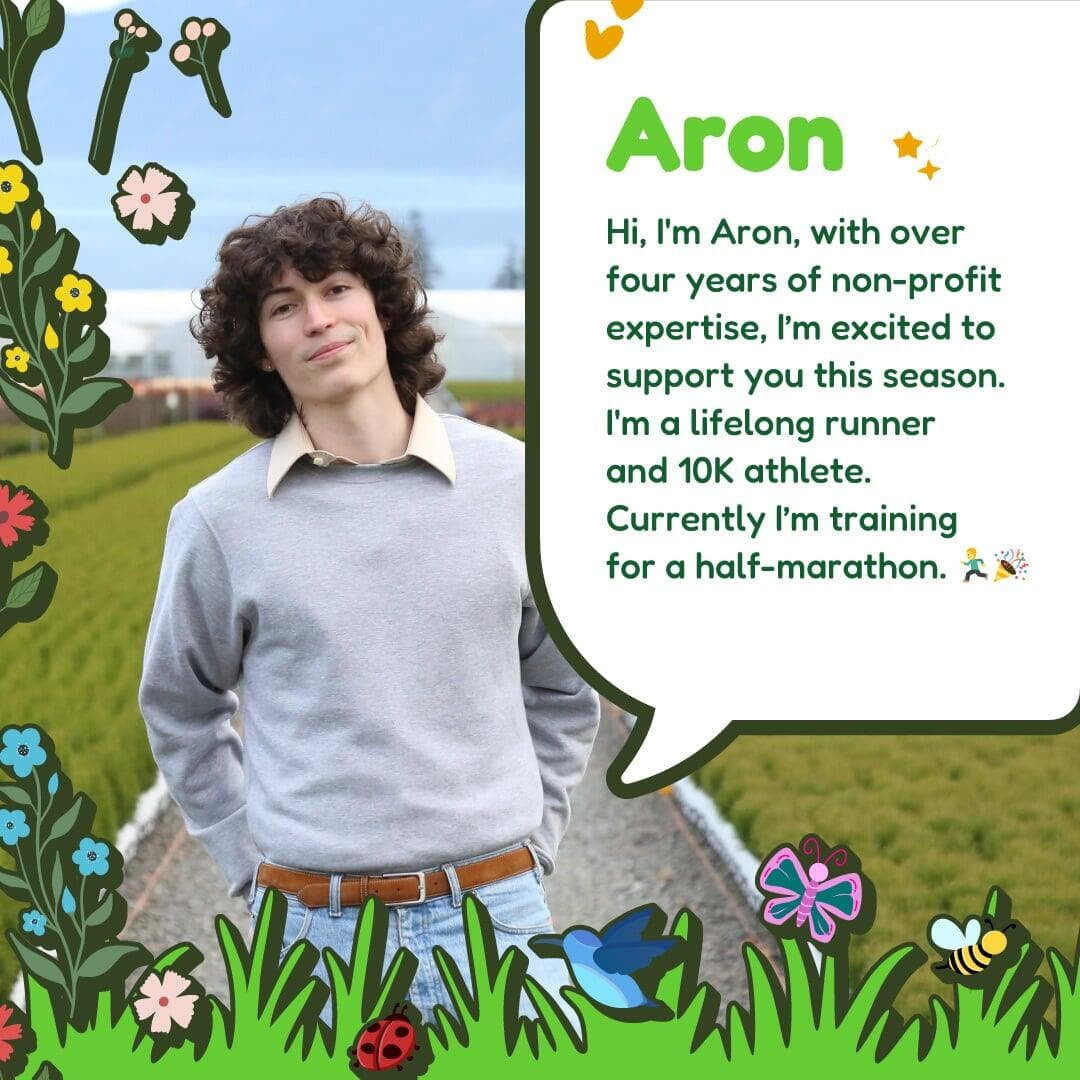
[612,0,645,18]
[585,19,623,59]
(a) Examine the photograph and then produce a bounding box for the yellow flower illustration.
[55,273,93,314]
[44,323,58,351]
[0,164,30,214]
[4,346,30,374]
[30,209,41,232]
[0,246,11,275]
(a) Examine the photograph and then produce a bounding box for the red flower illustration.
[0,1002,23,1062]
[0,485,35,548]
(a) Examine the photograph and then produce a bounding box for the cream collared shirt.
[266,394,456,497]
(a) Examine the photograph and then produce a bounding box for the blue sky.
[6,0,530,289]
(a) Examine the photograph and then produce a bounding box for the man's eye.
[271,303,293,317]
[329,284,350,295]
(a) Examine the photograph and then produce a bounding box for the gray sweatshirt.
[138,412,599,896]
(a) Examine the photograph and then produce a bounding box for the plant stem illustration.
[170,16,232,118]
[87,9,161,175]
[0,0,64,164]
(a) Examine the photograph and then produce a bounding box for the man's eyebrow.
[258,284,296,308]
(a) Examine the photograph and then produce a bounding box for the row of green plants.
[693,730,1080,1018]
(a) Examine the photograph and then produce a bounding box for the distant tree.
[492,243,524,289]
[403,209,440,287]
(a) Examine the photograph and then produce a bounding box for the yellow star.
[893,131,922,158]
[918,160,941,180]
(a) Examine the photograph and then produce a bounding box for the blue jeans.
[247,844,573,1029]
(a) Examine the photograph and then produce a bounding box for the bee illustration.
[929,915,1016,976]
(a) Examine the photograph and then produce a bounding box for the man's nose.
[302,297,335,333]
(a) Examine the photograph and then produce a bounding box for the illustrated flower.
[30,209,41,232]
[0,246,11,275]
[20,910,46,937]
[0,1002,23,1063]
[133,970,198,1033]
[0,726,46,777]
[0,164,29,215]
[114,166,179,231]
[54,273,93,314]
[3,346,29,374]
[43,323,58,351]
[0,485,37,548]
[0,810,29,847]
[72,836,111,877]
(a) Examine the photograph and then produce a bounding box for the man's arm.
[519,591,600,873]
[138,495,261,898]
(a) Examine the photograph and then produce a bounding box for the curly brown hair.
[191,196,445,437]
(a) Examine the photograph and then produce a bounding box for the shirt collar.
[266,394,456,497]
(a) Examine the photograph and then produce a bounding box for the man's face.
[257,266,391,407]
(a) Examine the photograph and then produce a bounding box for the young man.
[138,197,600,1021]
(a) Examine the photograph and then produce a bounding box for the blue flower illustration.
[0,727,47,778]
[21,909,46,937]
[0,809,29,846]
[72,836,110,877]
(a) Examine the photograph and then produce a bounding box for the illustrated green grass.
[17,889,1076,1077]
[694,729,1080,1017]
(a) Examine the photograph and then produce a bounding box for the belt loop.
[247,863,262,910]
[441,861,463,908]
[329,873,343,917]
[524,841,544,874]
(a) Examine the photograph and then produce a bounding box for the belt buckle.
[383,870,427,905]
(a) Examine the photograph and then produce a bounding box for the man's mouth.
[308,340,350,362]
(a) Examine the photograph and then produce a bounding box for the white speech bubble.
[531,0,1080,792]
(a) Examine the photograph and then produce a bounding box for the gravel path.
[119,700,771,1008]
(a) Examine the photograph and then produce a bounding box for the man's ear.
[258,357,274,373]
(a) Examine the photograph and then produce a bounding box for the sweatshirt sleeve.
[138,495,261,898]
[519,591,600,873]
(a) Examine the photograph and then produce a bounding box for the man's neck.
[295,379,413,464]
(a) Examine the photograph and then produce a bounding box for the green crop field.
[694,729,1080,1016]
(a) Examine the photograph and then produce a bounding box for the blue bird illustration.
[530,905,680,1012]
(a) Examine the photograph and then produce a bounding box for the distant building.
[101,290,524,383]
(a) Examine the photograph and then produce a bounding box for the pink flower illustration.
[114,166,179,231]
[133,970,198,1033]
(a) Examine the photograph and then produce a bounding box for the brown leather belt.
[256,845,536,909]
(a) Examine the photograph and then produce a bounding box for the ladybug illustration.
[352,1003,418,1073]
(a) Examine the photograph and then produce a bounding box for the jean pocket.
[471,872,554,935]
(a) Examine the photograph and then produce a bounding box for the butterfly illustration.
[757,835,863,945]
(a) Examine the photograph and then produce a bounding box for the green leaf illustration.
[29,228,65,279]
[0,378,48,425]
[49,852,62,899]
[8,931,66,988]
[4,563,44,610]
[0,866,30,898]
[32,1061,62,1080]
[44,793,84,846]
[24,0,52,38]
[0,222,14,243]
[60,378,128,417]
[0,783,33,807]
[33,288,45,338]
[78,941,147,980]
[65,327,97,369]
[83,891,115,929]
